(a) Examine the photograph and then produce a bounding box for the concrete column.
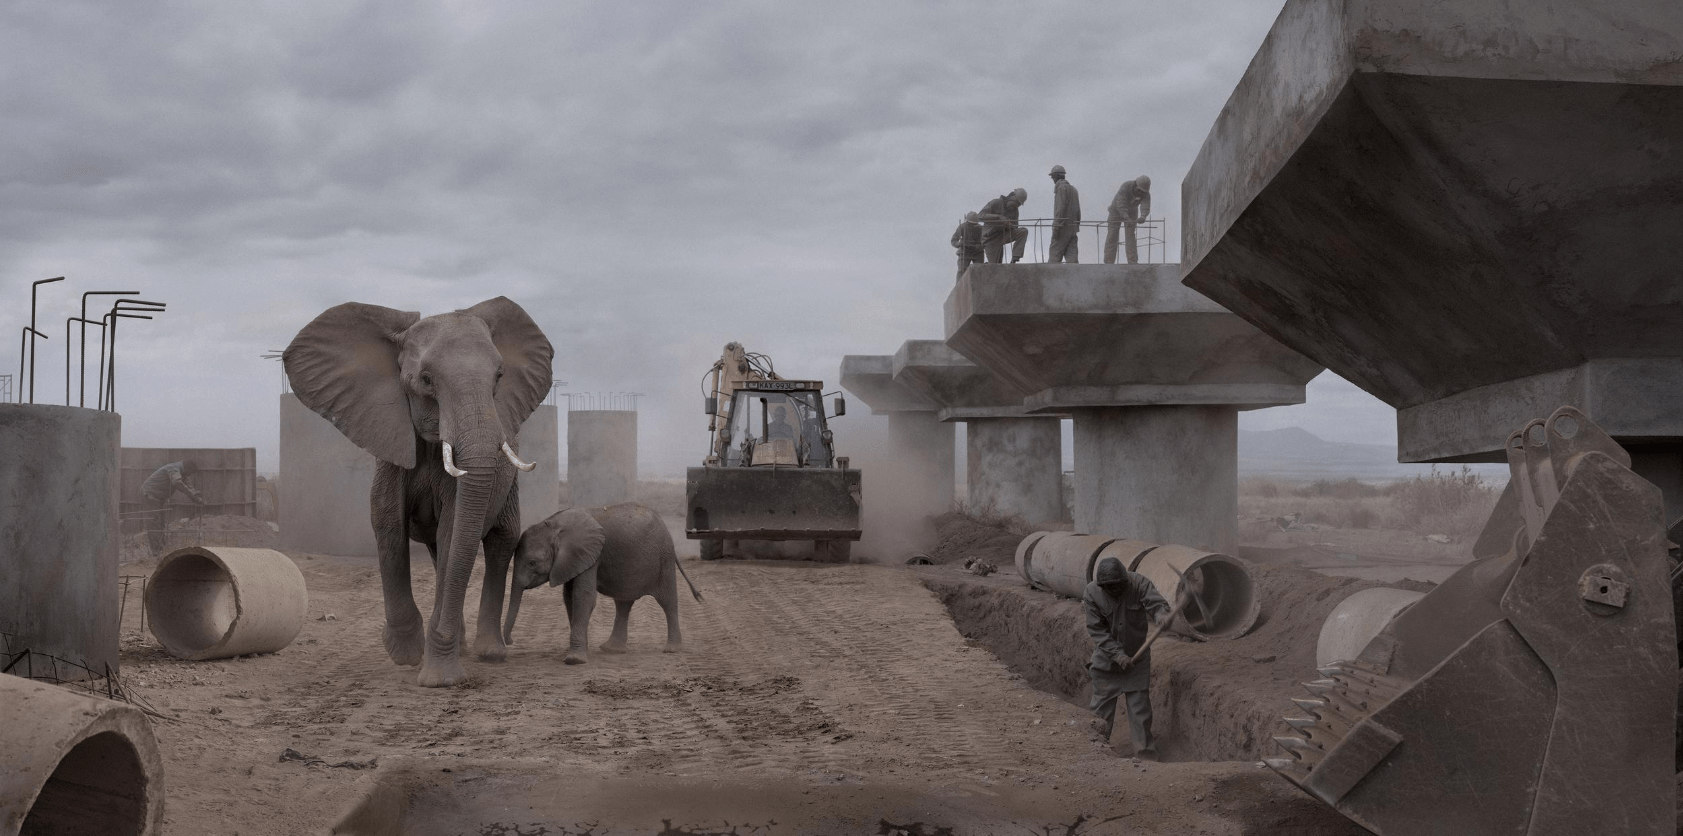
[568,410,637,509]
[965,417,1062,524]
[1073,406,1237,554]
[518,404,560,524]
[0,405,120,673]
[888,411,956,513]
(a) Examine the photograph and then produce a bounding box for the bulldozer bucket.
[685,465,862,541]
[1271,406,1677,834]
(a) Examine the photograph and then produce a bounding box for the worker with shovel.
[1084,556,1173,759]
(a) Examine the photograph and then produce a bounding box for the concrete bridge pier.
[839,355,956,536]
[944,264,1321,554]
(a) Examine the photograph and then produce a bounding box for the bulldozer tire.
[699,540,724,561]
[816,540,851,563]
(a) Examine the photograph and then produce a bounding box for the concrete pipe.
[0,674,164,835]
[1316,587,1426,668]
[1020,533,1162,598]
[145,546,308,661]
[1014,531,1052,583]
[1133,545,1259,640]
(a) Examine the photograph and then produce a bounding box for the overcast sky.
[0,1,1409,476]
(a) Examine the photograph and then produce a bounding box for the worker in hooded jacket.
[1084,555,1171,758]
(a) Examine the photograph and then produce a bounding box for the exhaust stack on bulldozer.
[686,342,862,562]
[1272,406,1678,834]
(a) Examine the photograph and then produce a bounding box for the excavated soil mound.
[924,511,1035,565]
[919,561,1434,763]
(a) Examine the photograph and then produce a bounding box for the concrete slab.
[568,410,637,509]
[944,264,1321,413]
[1181,0,1683,467]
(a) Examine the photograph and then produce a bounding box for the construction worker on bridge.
[977,187,1029,264]
[1084,555,1171,759]
[142,459,205,555]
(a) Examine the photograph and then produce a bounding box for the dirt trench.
[918,561,1434,764]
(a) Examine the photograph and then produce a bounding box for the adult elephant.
[284,297,553,687]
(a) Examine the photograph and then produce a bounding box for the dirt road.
[116,548,1355,835]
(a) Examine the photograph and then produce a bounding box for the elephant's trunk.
[432,418,504,649]
[503,583,524,645]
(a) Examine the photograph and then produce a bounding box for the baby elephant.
[504,503,702,664]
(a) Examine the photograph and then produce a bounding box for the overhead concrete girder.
[1180,0,1683,499]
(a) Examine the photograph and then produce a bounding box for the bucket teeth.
[1292,697,1327,714]
[1264,757,1309,782]
[1304,679,1338,695]
[1283,715,1318,730]
[1274,735,1321,753]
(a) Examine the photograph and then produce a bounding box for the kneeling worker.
[1084,556,1171,758]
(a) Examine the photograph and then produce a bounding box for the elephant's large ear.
[461,297,554,441]
[283,302,422,469]
[548,508,605,587]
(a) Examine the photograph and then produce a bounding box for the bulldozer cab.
[722,384,833,468]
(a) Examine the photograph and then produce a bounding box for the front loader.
[1270,406,1679,834]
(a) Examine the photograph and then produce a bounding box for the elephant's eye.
[420,372,433,388]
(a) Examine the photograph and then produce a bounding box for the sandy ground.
[112,536,1360,836]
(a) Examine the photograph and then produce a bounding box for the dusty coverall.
[1104,181,1151,264]
[1049,178,1081,263]
[978,195,1028,264]
[1084,572,1171,754]
[951,219,984,280]
[142,461,204,554]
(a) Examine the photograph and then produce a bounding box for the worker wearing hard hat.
[1048,165,1081,263]
[141,459,206,555]
[1085,556,1171,758]
[1104,175,1151,264]
[976,187,1029,264]
[951,211,984,281]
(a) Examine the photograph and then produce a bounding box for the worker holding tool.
[141,459,205,555]
[1084,556,1173,759]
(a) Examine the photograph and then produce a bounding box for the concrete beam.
[838,355,936,415]
[945,264,1321,413]
[1181,0,1683,458]
[890,339,1037,420]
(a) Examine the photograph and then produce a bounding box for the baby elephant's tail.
[673,554,704,602]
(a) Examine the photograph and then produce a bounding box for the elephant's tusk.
[441,442,467,478]
[502,442,536,472]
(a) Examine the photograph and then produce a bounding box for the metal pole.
[80,291,136,407]
[27,277,65,404]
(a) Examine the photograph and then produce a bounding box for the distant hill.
[1239,427,1508,483]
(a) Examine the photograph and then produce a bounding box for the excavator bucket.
[1269,406,1677,834]
[685,465,862,542]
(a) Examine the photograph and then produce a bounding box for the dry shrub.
[1239,466,1500,535]
[1382,465,1499,537]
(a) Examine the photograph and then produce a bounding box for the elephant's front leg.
[473,508,519,663]
[372,463,424,666]
[563,571,597,665]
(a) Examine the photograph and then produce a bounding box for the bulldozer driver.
[1084,556,1171,758]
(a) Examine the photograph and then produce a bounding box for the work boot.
[1089,717,1111,740]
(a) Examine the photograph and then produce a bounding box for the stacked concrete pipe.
[1016,531,1260,639]
[0,674,164,835]
[145,546,308,660]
